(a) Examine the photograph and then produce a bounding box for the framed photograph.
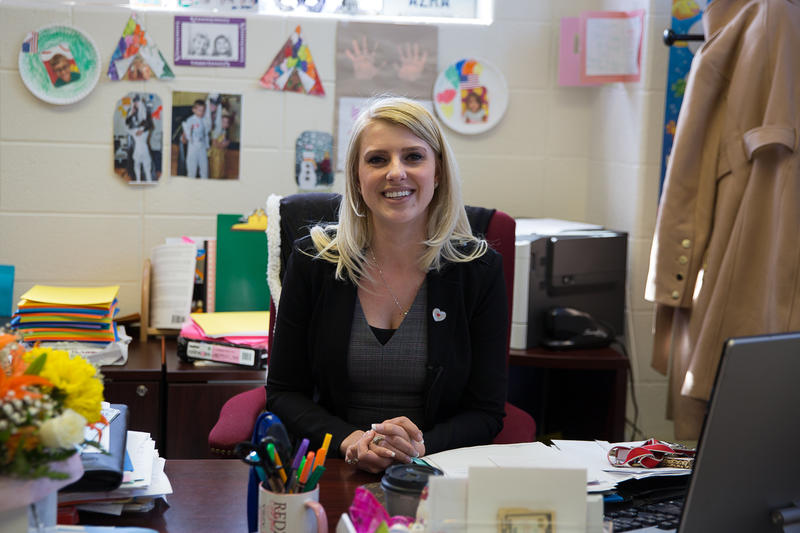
[170,91,242,180]
[174,16,245,67]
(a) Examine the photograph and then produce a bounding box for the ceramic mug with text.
[258,484,327,533]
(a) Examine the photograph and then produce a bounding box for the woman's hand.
[342,430,395,474]
[370,416,426,462]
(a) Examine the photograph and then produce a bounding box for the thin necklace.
[368,248,409,317]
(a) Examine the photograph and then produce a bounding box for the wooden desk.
[101,339,164,450]
[78,459,378,533]
[166,348,265,459]
[509,346,629,441]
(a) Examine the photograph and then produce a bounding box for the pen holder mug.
[258,484,327,533]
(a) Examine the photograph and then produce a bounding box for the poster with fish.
[19,25,100,105]
[659,0,708,196]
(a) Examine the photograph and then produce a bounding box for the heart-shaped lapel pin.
[432,308,446,322]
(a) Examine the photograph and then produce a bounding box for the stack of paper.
[59,430,172,516]
[176,311,269,368]
[12,285,120,344]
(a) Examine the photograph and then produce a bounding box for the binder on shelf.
[176,336,266,369]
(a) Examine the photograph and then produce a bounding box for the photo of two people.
[113,92,163,184]
[170,91,241,179]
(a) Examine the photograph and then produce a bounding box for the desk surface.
[78,459,378,533]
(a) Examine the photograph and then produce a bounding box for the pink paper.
[559,18,600,86]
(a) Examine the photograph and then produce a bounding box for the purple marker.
[291,438,310,472]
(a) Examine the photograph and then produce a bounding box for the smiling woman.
[266,96,509,474]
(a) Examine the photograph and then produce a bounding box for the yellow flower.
[25,347,104,424]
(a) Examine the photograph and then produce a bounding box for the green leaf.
[24,352,47,375]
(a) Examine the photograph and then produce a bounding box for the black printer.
[512,221,627,350]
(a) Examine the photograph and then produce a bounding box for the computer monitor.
[679,331,800,533]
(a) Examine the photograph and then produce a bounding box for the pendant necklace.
[369,248,409,317]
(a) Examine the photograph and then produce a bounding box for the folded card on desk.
[62,404,128,493]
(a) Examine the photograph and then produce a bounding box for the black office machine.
[511,219,627,350]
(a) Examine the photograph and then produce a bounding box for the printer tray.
[61,403,128,493]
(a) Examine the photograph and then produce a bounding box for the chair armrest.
[492,402,537,444]
[208,386,266,456]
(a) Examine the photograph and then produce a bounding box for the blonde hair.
[310,96,487,285]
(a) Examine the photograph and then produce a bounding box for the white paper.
[585,16,643,76]
[423,442,552,478]
[150,242,197,329]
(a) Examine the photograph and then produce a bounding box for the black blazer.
[266,237,508,456]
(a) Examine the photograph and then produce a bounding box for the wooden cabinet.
[165,348,264,459]
[508,347,629,442]
[102,338,264,459]
[101,339,164,450]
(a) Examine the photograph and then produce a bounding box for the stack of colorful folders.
[11,285,120,344]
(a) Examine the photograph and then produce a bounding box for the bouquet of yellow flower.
[0,332,105,480]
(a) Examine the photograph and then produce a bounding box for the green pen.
[287,456,305,493]
[304,465,326,492]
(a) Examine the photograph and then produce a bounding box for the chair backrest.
[265,193,515,359]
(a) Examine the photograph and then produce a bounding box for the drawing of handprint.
[345,36,384,80]
[394,42,428,82]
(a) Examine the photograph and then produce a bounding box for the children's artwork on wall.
[260,26,325,96]
[433,58,508,135]
[178,0,258,9]
[113,92,163,184]
[334,21,438,169]
[174,16,246,67]
[108,14,174,81]
[295,131,333,191]
[170,91,242,180]
[18,25,100,105]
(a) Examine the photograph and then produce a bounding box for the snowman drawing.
[297,144,318,189]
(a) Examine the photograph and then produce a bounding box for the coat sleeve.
[265,247,359,454]
[423,251,508,454]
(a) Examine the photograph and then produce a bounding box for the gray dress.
[346,281,428,429]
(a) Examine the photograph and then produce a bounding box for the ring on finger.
[345,456,358,465]
[371,435,385,446]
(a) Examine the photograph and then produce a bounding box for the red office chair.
[208,193,535,455]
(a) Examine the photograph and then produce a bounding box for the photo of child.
[212,34,232,57]
[40,44,81,87]
[171,91,241,179]
[462,88,488,124]
[174,16,245,67]
[113,92,163,184]
[188,31,210,56]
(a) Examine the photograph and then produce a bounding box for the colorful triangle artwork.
[107,14,174,81]
[260,26,324,96]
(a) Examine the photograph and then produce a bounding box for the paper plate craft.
[19,25,101,105]
[295,131,333,190]
[108,14,174,81]
[113,92,163,184]
[433,58,508,135]
[260,26,324,96]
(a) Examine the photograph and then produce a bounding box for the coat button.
[671,290,680,300]
[679,255,688,265]
[681,239,691,249]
